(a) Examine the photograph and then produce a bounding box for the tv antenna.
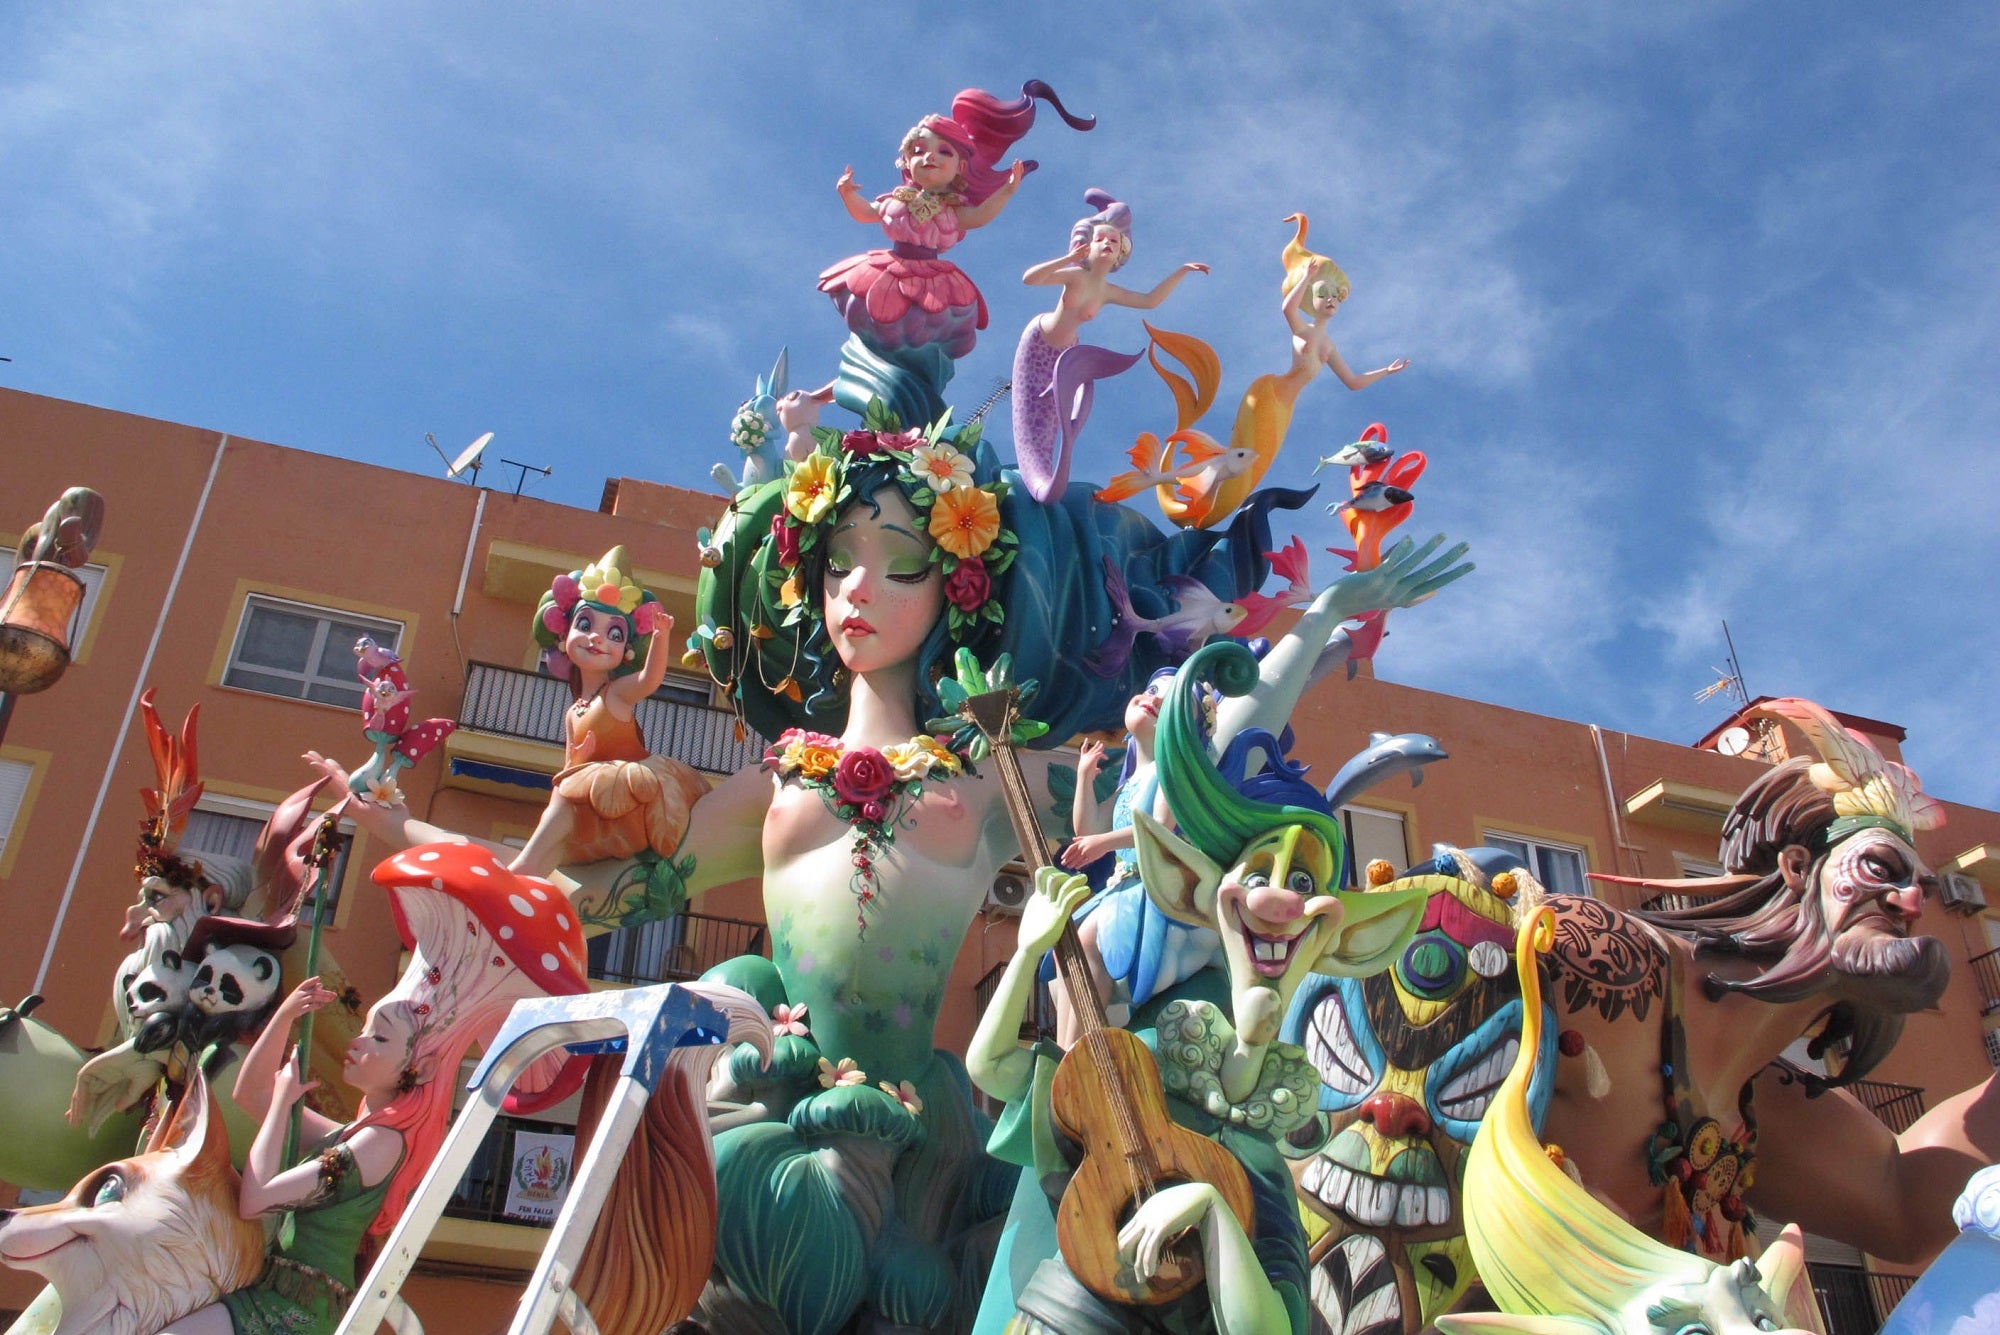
[966,378,1011,424]
[425,431,494,484]
[1693,619,1750,708]
[497,458,553,498]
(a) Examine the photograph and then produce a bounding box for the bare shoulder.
[1541,894,1670,1025]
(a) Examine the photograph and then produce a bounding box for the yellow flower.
[577,556,642,612]
[927,486,1001,560]
[917,736,962,775]
[794,742,840,780]
[786,454,842,525]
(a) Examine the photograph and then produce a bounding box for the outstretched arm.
[1213,534,1472,753]
[1106,263,1209,311]
[967,868,1088,1104]
[303,750,490,855]
[835,166,881,224]
[1323,341,1410,391]
[956,161,1029,230]
[607,613,674,707]
[1280,269,1315,339]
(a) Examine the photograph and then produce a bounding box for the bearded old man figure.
[1537,698,1997,1266]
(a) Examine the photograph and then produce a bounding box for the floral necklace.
[764,727,976,934]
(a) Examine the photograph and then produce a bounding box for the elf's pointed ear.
[1313,882,1428,978]
[1134,809,1223,929]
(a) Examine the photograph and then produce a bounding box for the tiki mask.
[1281,858,1554,1334]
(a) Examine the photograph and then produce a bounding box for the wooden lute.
[962,687,1254,1306]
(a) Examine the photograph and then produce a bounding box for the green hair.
[1155,640,1346,870]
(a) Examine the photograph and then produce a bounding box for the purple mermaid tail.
[1011,320,1145,502]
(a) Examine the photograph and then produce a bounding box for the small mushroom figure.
[371,840,592,1116]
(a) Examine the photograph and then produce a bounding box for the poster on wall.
[502,1129,575,1224]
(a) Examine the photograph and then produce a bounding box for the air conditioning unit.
[1940,872,1988,915]
[983,860,1032,916]
[1984,1027,2000,1071]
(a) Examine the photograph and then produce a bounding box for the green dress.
[222,1138,398,1335]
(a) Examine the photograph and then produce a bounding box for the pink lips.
[841,616,875,636]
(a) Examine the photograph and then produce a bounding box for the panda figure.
[180,918,293,1053]
[121,930,198,1054]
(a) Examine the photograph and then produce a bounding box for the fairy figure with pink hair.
[819,81,1094,424]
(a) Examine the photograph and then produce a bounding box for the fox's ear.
[153,1069,232,1173]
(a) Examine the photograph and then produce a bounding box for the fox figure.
[0,1074,265,1335]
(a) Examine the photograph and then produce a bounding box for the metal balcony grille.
[586,910,766,986]
[457,661,764,776]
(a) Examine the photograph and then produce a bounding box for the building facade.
[3,386,1995,1330]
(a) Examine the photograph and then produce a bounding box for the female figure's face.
[345,1005,417,1099]
[565,604,629,675]
[1310,279,1345,319]
[901,129,962,191]
[822,489,943,679]
[1087,223,1129,269]
[1124,678,1168,742]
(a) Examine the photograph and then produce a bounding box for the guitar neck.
[972,693,1110,1040]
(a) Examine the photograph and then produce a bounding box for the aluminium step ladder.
[335,983,729,1335]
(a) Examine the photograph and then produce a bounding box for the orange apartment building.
[2,384,1996,1331]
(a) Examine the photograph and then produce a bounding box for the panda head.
[188,943,280,1018]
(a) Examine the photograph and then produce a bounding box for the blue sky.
[4,4,1996,806]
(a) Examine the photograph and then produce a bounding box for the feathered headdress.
[135,689,205,891]
[1750,698,1943,844]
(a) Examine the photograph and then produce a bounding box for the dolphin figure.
[1323,731,1449,812]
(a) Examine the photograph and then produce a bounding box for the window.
[182,803,352,917]
[223,596,402,708]
[1481,831,1588,897]
[0,757,33,860]
[1338,805,1409,884]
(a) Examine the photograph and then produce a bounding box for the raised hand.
[1020,866,1090,958]
[1325,533,1473,620]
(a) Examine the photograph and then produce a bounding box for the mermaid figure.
[1011,190,1207,501]
[818,81,1093,426]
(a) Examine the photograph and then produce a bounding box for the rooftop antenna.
[965,378,1011,424]
[1694,618,1751,708]
[497,458,553,498]
[425,431,494,485]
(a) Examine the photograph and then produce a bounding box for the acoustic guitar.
[962,687,1255,1306]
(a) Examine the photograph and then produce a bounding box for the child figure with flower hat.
[510,545,709,878]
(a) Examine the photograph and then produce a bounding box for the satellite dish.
[448,432,495,480]
[1715,725,1752,756]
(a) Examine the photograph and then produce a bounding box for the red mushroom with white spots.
[371,840,590,1112]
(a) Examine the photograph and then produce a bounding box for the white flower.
[910,443,975,493]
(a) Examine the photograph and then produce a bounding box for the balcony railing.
[1850,1079,1927,1134]
[1970,947,2000,1016]
[458,660,765,776]
[442,1114,569,1228]
[587,910,766,986]
[1806,1262,1917,1334]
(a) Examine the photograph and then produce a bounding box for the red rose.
[841,430,882,458]
[943,557,990,612]
[860,800,889,824]
[833,746,896,807]
[771,514,801,568]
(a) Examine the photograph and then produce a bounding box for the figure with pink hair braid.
[818,81,1094,425]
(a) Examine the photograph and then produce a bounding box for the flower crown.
[534,545,660,678]
[772,401,1018,643]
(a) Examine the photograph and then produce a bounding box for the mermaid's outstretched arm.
[1104,262,1208,311]
[1213,534,1472,750]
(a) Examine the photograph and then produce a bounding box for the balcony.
[1970,947,2000,1017]
[1851,1079,1927,1134]
[453,660,765,780]
[1806,1262,1917,1335]
[442,1113,569,1228]
[587,910,766,986]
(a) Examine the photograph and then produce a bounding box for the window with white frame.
[1481,830,1589,897]
[0,757,34,860]
[223,596,402,709]
[1339,805,1409,884]
[182,802,352,917]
